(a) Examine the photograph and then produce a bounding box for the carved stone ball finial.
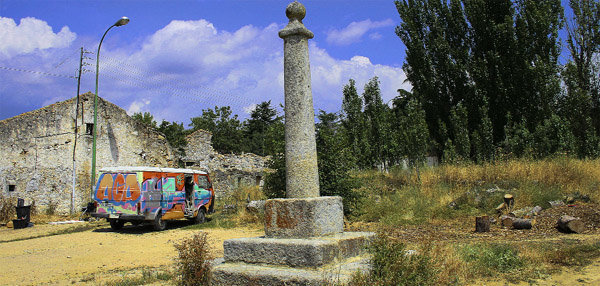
[286,1,306,22]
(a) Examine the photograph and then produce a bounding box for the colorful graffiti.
[94,170,214,220]
[95,173,141,202]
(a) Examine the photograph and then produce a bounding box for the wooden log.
[557,215,585,233]
[475,216,490,232]
[500,215,514,228]
[512,218,533,229]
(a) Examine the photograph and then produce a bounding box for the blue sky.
[0,0,410,124]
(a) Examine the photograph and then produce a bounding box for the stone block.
[264,196,343,238]
[211,256,370,286]
[224,232,374,268]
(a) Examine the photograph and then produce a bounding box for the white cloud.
[244,104,257,115]
[90,19,408,123]
[0,17,76,58]
[127,100,151,115]
[0,18,409,124]
[326,19,394,46]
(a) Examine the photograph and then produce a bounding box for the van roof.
[99,166,207,175]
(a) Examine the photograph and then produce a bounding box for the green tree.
[244,101,282,156]
[341,79,369,168]
[316,111,361,215]
[450,103,471,160]
[131,112,157,128]
[561,0,600,158]
[471,98,494,162]
[396,0,563,156]
[532,114,575,157]
[189,106,243,154]
[157,120,188,160]
[502,114,533,158]
[362,77,390,169]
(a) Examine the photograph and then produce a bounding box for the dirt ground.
[1,204,599,285]
[0,220,262,285]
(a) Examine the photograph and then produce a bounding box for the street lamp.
[90,16,130,198]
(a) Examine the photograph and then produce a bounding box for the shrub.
[459,243,523,275]
[173,232,212,286]
[350,234,438,286]
[45,200,58,216]
[0,195,16,223]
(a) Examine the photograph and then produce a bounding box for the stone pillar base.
[265,196,344,238]
[212,232,374,286]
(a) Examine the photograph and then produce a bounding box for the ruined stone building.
[0,92,267,213]
[182,130,267,195]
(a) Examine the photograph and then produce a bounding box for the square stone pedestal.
[265,196,344,238]
[211,197,374,286]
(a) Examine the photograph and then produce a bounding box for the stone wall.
[183,130,268,199]
[0,92,175,214]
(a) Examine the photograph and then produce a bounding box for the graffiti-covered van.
[91,166,214,231]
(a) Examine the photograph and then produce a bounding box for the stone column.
[279,1,320,198]
[211,4,374,284]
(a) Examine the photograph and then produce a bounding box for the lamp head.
[114,17,130,27]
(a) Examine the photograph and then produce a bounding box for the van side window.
[164,177,176,192]
[197,176,209,189]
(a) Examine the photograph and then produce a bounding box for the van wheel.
[153,212,167,231]
[195,208,206,224]
[109,219,124,230]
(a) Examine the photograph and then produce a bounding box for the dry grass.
[353,157,600,224]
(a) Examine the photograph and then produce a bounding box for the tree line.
[394,0,599,162]
[132,101,285,158]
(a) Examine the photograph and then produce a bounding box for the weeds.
[352,157,600,225]
[545,241,600,266]
[173,232,212,286]
[45,200,58,216]
[459,243,524,275]
[105,268,173,286]
[0,195,15,224]
[349,235,438,286]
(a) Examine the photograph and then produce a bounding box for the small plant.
[459,243,523,275]
[105,268,173,286]
[173,232,212,286]
[45,200,58,216]
[349,234,438,286]
[0,195,15,224]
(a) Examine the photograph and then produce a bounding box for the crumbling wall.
[183,130,268,199]
[0,93,176,214]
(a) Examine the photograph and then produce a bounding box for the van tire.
[109,219,124,230]
[153,212,167,231]
[195,208,206,224]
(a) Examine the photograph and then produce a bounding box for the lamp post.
[90,16,130,198]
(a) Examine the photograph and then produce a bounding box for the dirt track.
[0,221,262,285]
[1,218,599,285]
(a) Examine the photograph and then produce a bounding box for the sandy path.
[0,222,262,285]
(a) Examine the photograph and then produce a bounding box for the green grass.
[459,243,524,275]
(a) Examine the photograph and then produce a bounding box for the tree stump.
[475,216,490,232]
[557,215,585,233]
[500,215,514,228]
[503,194,514,212]
[512,218,532,229]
